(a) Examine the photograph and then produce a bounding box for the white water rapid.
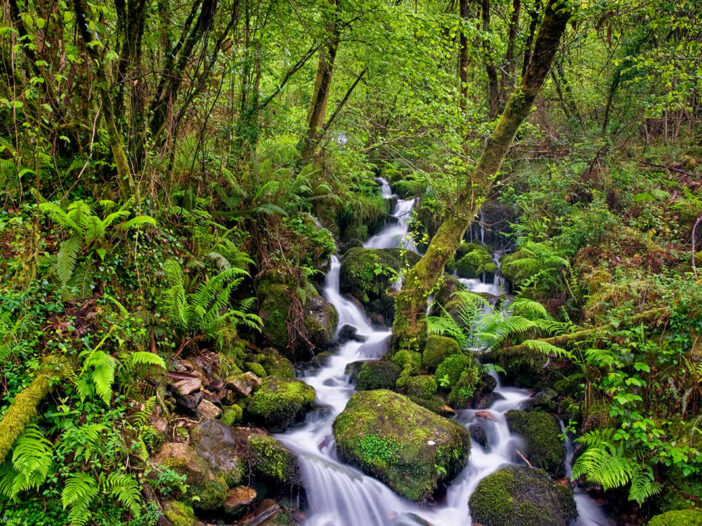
[277,178,608,525]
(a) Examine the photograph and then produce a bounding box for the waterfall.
[275,178,607,525]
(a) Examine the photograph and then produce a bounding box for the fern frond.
[62,472,98,526]
[129,352,166,369]
[522,339,574,360]
[105,472,141,516]
[120,215,157,230]
[57,237,82,285]
[8,424,53,496]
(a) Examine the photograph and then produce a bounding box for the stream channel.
[277,179,612,526]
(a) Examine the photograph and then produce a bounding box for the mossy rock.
[469,465,577,526]
[162,500,197,526]
[455,244,495,279]
[434,353,475,389]
[245,361,268,378]
[392,179,424,199]
[258,347,295,378]
[247,376,316,430]
[448,368,481,409]
[153,442,228,511]
[339,247,412,321]
[505,410,565,477]
[246,434,301,487]
[355,360,402,391]
[303,289,338,351]
[191,419,245,487]
[405,375,438,398]
[221,404,243,426]
[422,336,460,371]
[257,274,293,349]
[648,509,702,526]
[333,390,470,501]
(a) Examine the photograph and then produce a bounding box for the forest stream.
[277,180,612,525]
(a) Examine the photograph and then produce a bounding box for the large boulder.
[247,376,316,430]
[455,243,496,279]
[333,390,470,501]
[243,432,302,488]
[505,410,565,477]
[469,465,577,526]
[191,420,244,486]
[422,335,461,371]
[648,510,702,526]
[153,442,228,511]
[339,247,418,322]
[304,290,338,350]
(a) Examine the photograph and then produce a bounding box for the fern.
[57,237,82,285]
[129,351,166,369]
[62,472,98,526]
[0,425,53,498]
[522,339,574,360]
[104,472,141,517]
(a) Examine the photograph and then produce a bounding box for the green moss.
[405,375,438,398]
[220,404,243,426]
[163,500,196,526]
[247,376,316,430]
[258,348,295,378]
[448,368,480,408]
[392,179,424,198]
[245,361,268,378]
[257,274,293,348]
[505,410,565,476]
[422,335,460,371]
[355,360,402,391]
[647,509,702,526]
[469,465,577,526]
[247,434,300,486]
[333,390,470,501]
[435,353,474,389]
[455,245,494,279]
[392,349,422,388]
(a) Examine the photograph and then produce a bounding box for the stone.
[237,499,281,526]
[162,500,197,526]
[468,465,577,526]
[237,430,302,488]
[354,360,402,391]
[223,486,257,516]
[422,335,461,371]
[153,442,228,511]
[333,390,470,501]
[469,422,489,449]
[247,376,316,431]
[505,410,566,477]
[196,399,222,420]
[191,419,244,486]
[174,377,202,396]
[338,324,366,343]
[647,509,702,526]
[226,372,262,397]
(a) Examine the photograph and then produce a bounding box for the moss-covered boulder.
[505,410,565,476]
[455,244,496,279]
[246,433,301,488]
[191,419,244,486]
[648,509,702,526]
[304,289,338,350]
[339,247,414,321]
[153,442,228,511]
[162,500,197,526]
[333,390,470,501]
[405,375,438,398]
[355,360,402,391]
[469,465,577,526]
[257,347,295,378]
[247,376,316,430]
[422,335,461,371]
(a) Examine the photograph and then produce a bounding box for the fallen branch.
[515,449,533,468]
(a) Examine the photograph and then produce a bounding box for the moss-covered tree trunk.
[299,0,340,162]
[393,0,573,349]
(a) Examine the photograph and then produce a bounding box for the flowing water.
[277,179,608,525]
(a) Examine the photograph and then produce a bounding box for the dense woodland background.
[0,0,701,524]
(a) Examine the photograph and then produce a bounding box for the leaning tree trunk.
[392,0,573,349]
[458,0,470,110]
[299,0,340,162]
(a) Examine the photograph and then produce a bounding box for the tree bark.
[299,0,341,162]
[459,0,470,110]
[393,0,573,349]
[522,0,542,77]
[501,0,521,102]
[73,0,135,198]
[482,0,500,117]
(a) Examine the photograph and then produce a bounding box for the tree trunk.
[299,0,341,162]
[393,0,572,349]
[459,0,470,110]
[501,0,521,102]
[522,0,542,77]
[482,0,500,117]
[73,0,135,198]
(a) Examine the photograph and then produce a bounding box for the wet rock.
[237,499,281,526]
[333,390,470,501]
[338,324,366,343]
[175,391,202,416]
[521,389,559,413]
[196,399,222,420]
[475,411,497,422]
[505,410,565,477]
[344,360,365,381]
[473,391,505,410]
[469,422,489,449]
[236,430,302,489]
[304,292,338,351]
[246,376,316,430]
[468,465,577,526]
[470,372,498,409]
[258,348,295,378]
[174,377,202,396]
[153,442,228,511]
[223,486,256,516]
[191,420,244,486]
[226,372,262,397]
[354,360,402,391]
